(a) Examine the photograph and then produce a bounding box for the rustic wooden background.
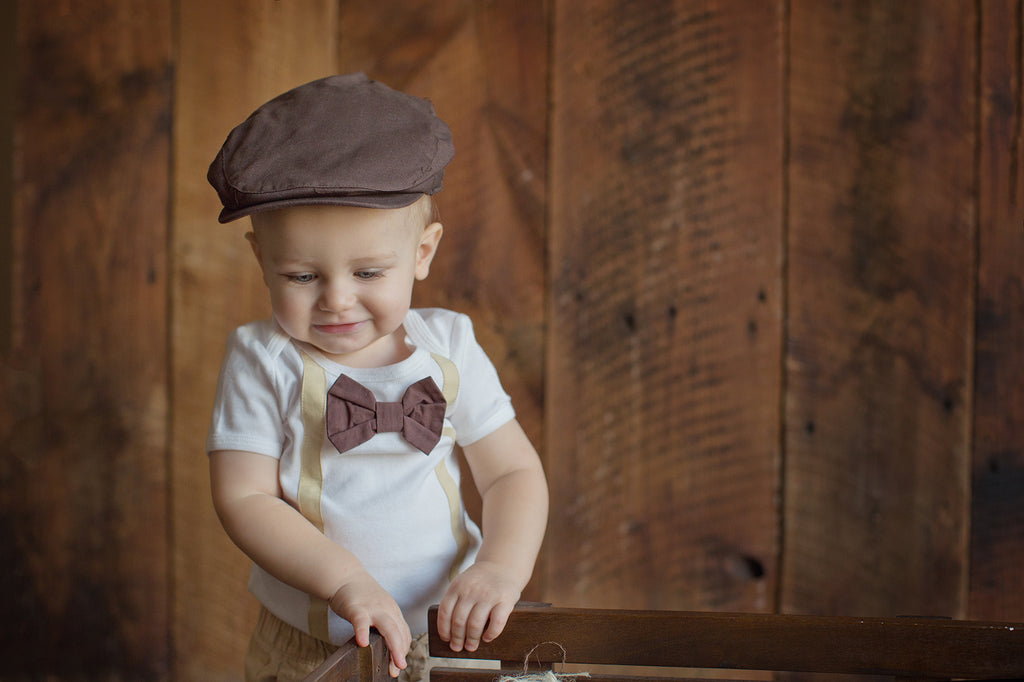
[1,1,1022,679]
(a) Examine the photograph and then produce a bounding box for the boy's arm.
[436,419,549,652]
[209,449,411,674]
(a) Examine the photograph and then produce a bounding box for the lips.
[315,321,365,334]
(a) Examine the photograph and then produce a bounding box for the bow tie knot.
[326,374,447,455]
[374,401,405,433]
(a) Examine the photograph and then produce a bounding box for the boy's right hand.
[329,572,412,677]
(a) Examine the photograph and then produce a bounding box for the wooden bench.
[306,605,1024,682]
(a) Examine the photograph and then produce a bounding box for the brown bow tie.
[325,374,447,455]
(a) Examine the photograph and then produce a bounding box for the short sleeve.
[444,313,517,446]
[206,324,289,457]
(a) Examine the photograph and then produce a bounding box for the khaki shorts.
[244,607,340,682]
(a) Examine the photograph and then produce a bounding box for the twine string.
[495,641,591,682]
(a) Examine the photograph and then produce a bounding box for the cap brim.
[217,191,427,223]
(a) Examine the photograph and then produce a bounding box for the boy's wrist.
[326,568,369,605]
[314,559,373,604]
[470,557,531,593]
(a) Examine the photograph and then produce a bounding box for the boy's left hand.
[436,560,522,652]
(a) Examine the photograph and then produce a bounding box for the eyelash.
[284,271,384,284]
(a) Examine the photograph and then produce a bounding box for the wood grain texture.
[547,1,784,612]
[0,1,172,677]
[0,2,13,353]
[171,2,337,679]
[784,0,975,617]
[971,0,1024,621]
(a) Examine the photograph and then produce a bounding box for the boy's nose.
[319,283,355,312]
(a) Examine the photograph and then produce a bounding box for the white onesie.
[207,308,516,643]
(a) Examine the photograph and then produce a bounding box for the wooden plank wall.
[1,1,1023,679]
[973,0,1024,621]
[1,2,173,678]
[546,0,784,612]
[784,0,976,617]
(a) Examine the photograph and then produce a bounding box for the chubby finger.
[462,602,496,652]
[350,617,372,648]
[385,642,408,673]
[436,594,458,642]
[377,622,411,671]
[446,600,476,652]
[482,601,513,643]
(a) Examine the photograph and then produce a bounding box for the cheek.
[367,279,414,317]
[269,287,311,320]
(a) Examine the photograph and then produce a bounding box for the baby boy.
[206,73,548,681]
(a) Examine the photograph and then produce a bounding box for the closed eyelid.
[282,272,316,282]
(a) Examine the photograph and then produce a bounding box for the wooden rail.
[306,605,1024,682]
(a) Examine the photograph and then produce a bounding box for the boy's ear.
[415,222,443,280]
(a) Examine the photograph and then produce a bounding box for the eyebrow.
[269,250,400,267]
[348,252,399,266]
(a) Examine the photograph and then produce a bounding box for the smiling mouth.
[315,321,365,334]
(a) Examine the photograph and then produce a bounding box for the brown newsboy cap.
[208,73,454,223]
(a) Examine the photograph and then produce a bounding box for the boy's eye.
[354,270,384,280]
[288,273,316,283]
